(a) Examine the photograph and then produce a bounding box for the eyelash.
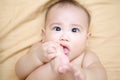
[71,28,80,33]
[52,26,80,33]
[52,26,61,31]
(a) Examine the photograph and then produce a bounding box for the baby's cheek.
[46,36,57,42]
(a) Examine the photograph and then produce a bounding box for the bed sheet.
[0,0,120,80]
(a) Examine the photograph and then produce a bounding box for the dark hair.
[42,0,91,26]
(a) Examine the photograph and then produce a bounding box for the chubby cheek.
[75,39,87,50]
[45,32,59,42]
[69,38,87,60]
[45,35,54,41]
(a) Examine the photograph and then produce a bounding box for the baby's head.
[42,0,91,60]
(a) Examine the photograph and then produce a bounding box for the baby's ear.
[87,32,91,39]
[41,28,46,42]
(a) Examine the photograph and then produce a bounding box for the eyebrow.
[46,23,62,29]
[48,23,84,30]
[71,24,84,30]
[50,23,62,26]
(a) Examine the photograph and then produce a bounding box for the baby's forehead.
[46,2,90,22]
[46,3,87,20]
[44,1,90,29]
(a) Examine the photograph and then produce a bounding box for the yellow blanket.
[0,0,120,80]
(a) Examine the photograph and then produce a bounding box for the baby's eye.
[53,26,61,31]
[72,28,80,33]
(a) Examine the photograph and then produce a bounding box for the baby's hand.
[50,45,70,75]
[49,44,85,80]
[59,63,86,80]
[29,41,59,63]
[41,41,59,63]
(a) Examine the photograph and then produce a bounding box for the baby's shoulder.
[85,50,99,60]
[83,50,101,68]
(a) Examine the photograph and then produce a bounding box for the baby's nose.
[59,34,70,42]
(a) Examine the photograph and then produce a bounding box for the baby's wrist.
[74,68,86,80]
[30,52,44,66]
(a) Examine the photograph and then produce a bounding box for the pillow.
[0,0,120,80]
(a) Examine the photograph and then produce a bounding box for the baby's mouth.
[60,44,70,56]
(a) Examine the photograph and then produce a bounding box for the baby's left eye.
[72,28,80,33]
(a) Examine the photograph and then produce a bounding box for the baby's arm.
[15,42,57,80]
[81,52,107,80]
[55,51,107,80]
[21,49,107,80]
[25,43,70,80]
[15,43,43,80]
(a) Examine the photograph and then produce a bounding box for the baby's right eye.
[52,26,61,31]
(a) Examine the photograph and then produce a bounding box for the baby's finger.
[47,53,56,60]
[48,41,64,55]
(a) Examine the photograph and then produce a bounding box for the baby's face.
[43,5,89,60]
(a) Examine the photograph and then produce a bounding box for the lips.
[60,44,70,56]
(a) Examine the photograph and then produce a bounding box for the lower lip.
[63,47,69,56]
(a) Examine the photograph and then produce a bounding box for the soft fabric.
[0,0,120,80]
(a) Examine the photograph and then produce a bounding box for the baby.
[15,0,107,80]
